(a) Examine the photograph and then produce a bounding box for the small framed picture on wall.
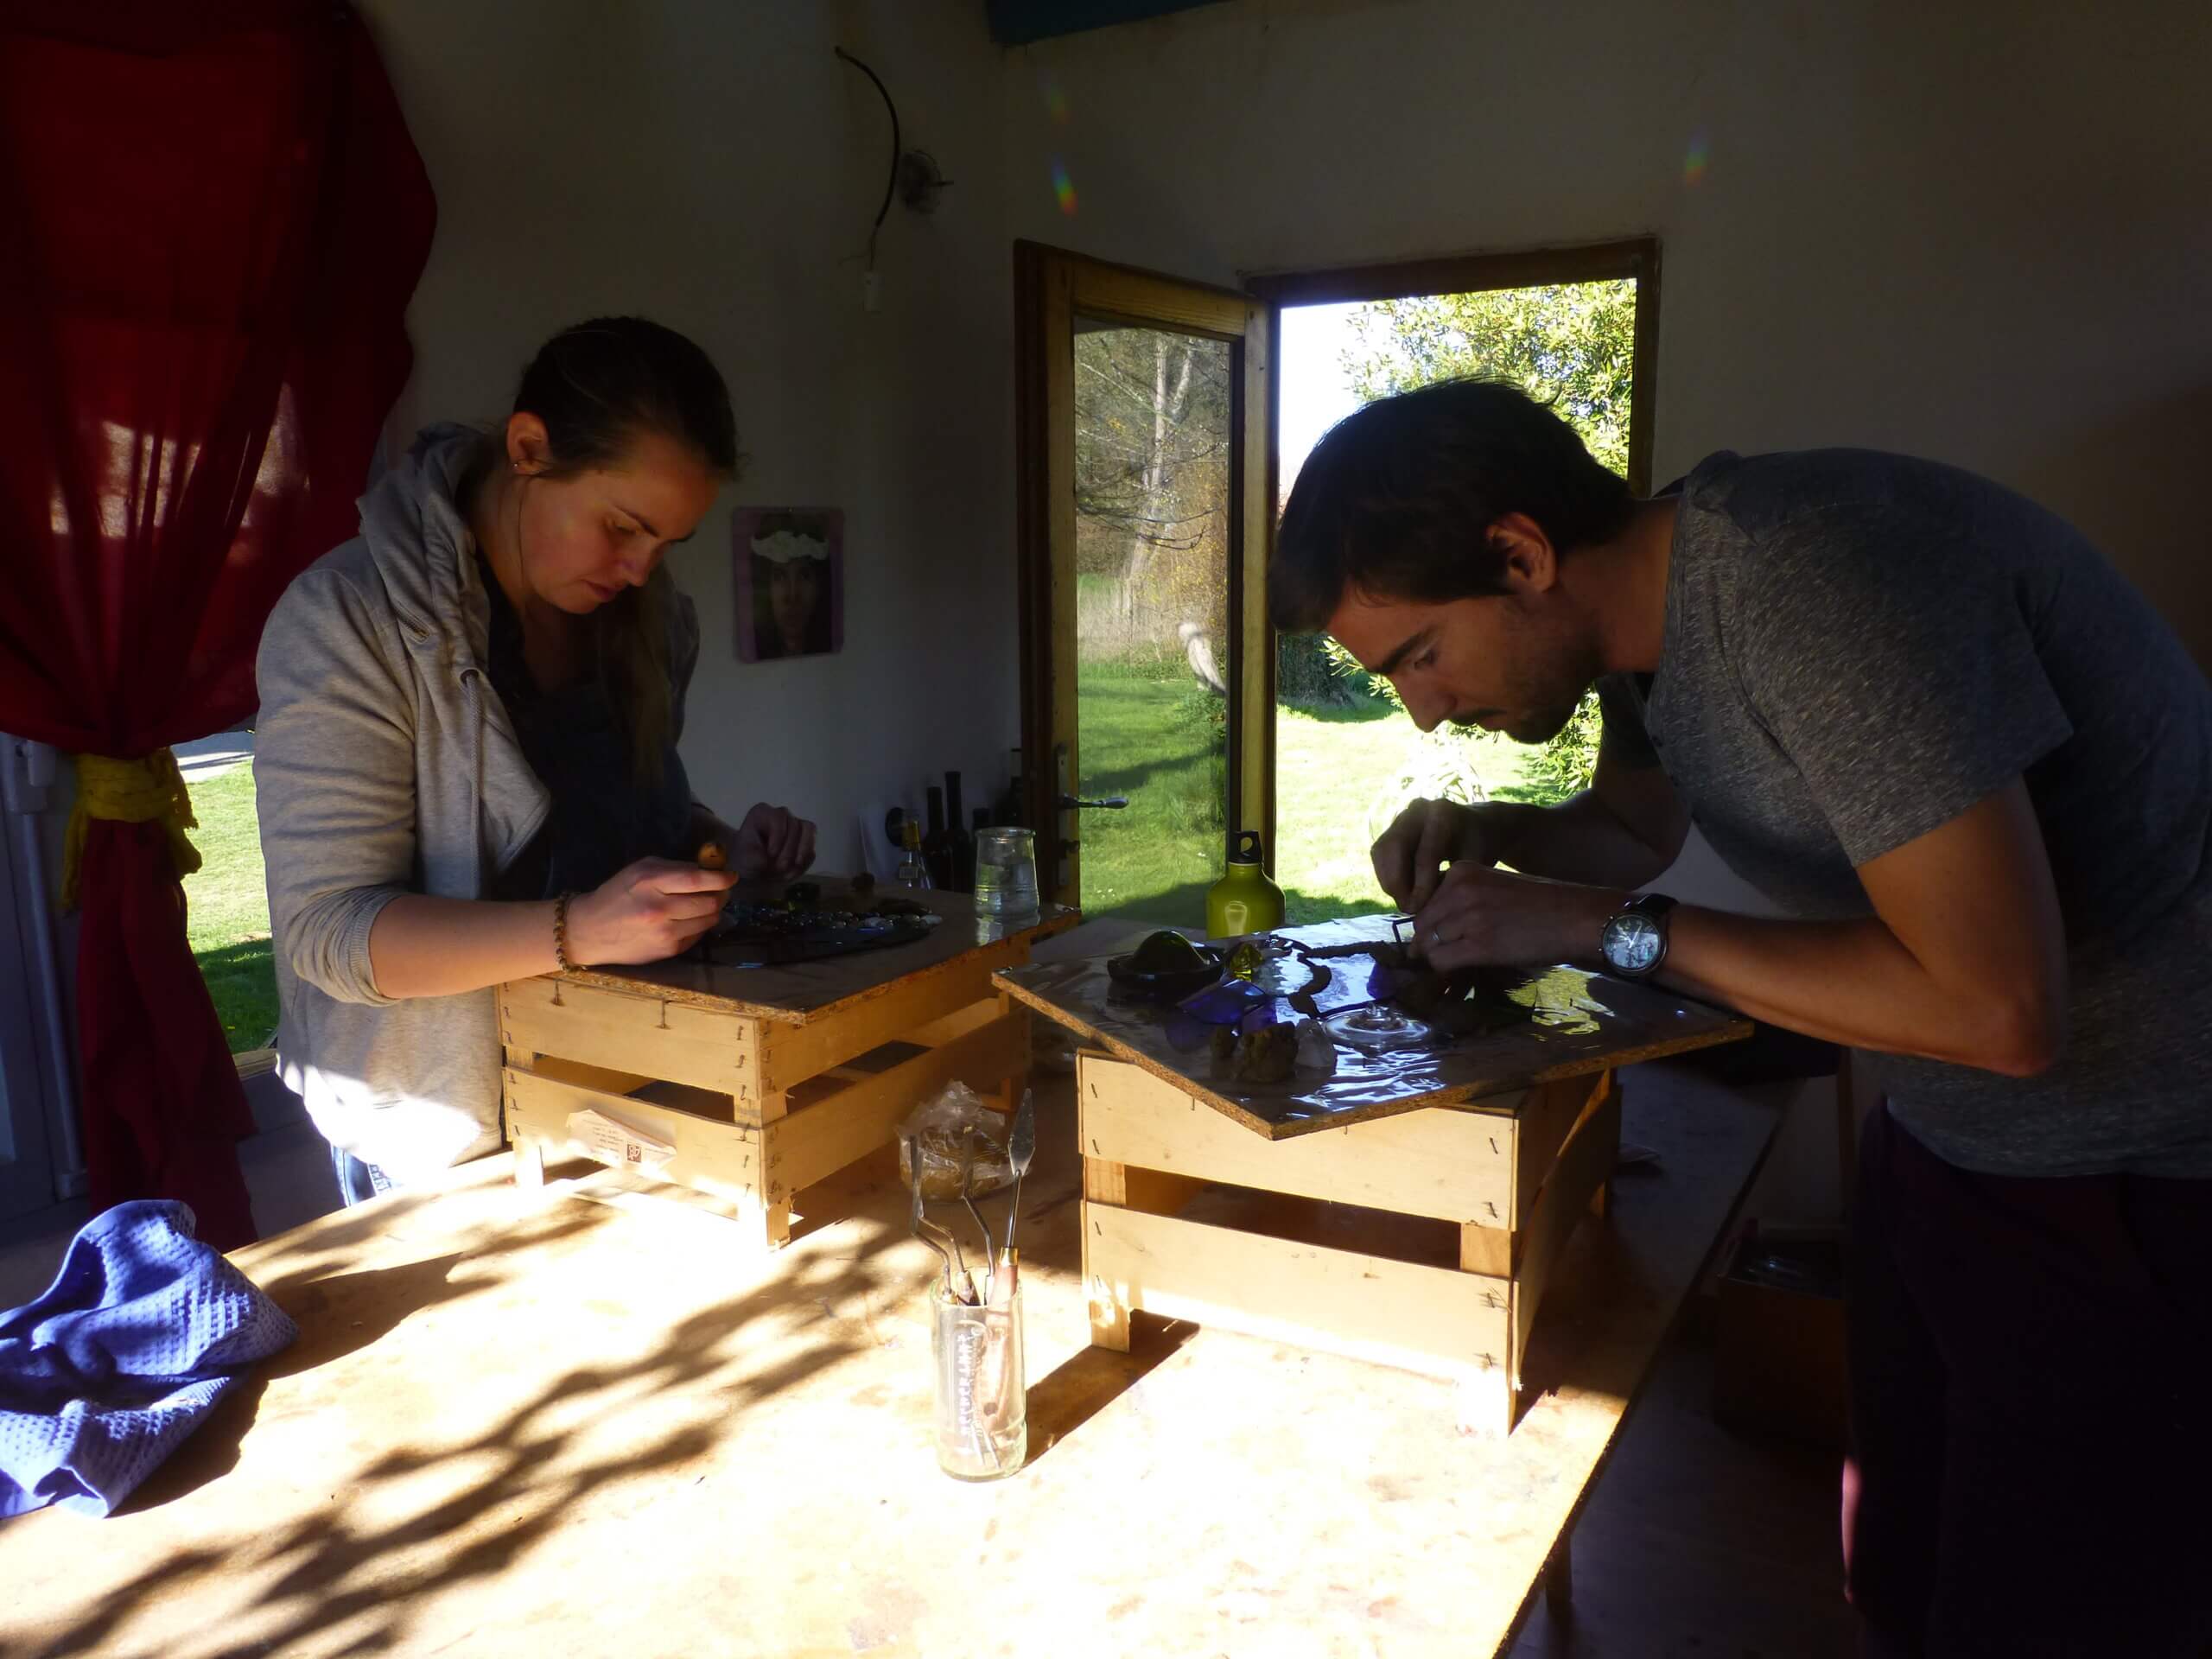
[734,506,843,662]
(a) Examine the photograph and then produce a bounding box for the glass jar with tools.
[931,1283,1026,1479]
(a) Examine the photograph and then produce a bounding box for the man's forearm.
[1417,876,2056,1079]
[1420,780,2062,1082]
[1662,906,2053,1077]
[1484,792,1676,890]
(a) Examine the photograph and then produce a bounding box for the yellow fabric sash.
[60,749,203,909]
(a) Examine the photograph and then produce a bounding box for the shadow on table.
[1025,1312,1194,1466]
[31,1192,892,1659]
[114,1185,605,1520]
[118,1250,493,1515]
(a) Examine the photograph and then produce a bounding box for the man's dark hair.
[1269,378,1634,634]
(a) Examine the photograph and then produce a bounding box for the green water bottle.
[1206,829,1285,939]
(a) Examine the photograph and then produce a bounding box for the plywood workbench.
[0,1065,1783,1659]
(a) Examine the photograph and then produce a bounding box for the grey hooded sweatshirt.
[253,426,699,1181]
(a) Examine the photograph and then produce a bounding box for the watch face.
[1604,912,1663,974]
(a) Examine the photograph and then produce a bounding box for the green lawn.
[1075,658,1230,925]
[1274,701,1526,922]
[181,763,276,1053]
[1075,657,1532,927]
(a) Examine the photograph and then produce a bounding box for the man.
[1271,379,2210,1658]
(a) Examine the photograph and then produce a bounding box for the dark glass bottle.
[924,785,951,890]
[944,772,969,891]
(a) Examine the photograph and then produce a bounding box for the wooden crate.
[499,900,1067,1246]
[1078,1053,1619,1434]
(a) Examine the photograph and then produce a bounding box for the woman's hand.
[729,803,817,880]
[567,858,740,965]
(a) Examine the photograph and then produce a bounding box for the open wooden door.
[1013,244,1273,924]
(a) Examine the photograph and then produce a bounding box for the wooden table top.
[0,1065,1783,1659]
[997,912,1753,1139]
[547,882,1079,1023]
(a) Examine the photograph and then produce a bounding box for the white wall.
[359,0,1020,868]
[1003,0,2212,668]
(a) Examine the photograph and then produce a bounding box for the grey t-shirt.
[1605,448,2212,1178]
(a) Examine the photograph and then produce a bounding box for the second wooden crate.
[1079,1052,1618,1433]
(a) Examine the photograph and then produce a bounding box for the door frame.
[1012,242,1274,909]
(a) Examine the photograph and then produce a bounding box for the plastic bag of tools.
[897,1083,1015,1202]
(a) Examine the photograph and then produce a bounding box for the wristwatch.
[1599,893,1676,979]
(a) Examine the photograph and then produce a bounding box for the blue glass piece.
[1178,981,1261,1025]
[1164,1014,1211,1052]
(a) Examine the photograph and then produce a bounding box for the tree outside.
[1074,325,1232,662]
[1344,279,1637,474]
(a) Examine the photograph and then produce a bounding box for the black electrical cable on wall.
[833,48,899,267]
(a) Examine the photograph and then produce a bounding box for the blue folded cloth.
[0,1199,297,1518]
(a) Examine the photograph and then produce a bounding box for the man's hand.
[1372,798,1510,912]
[1408,864,1623,972]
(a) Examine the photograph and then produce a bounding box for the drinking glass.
[971,827,1039,918]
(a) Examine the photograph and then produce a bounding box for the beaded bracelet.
[553,891,576,972]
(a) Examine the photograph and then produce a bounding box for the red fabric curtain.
[0,2,435,1246]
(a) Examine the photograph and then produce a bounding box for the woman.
[256,317,816,1202]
